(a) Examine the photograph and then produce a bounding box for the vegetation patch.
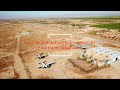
[89,31,98,35]
[91,23,120,31]
[70,24,86,28]
[70,16,120,19]
[27,20,49,24]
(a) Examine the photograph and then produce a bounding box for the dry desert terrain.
[0,18,120,79]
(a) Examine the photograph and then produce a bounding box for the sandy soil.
[0,19,120,79]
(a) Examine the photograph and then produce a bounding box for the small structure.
[20,31,32,36]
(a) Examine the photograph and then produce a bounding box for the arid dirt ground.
[0,18,120,79]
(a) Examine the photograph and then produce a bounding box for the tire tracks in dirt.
[14,35,30,79]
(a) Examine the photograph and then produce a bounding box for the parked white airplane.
[35,53,48,59]
[38,61,56,68]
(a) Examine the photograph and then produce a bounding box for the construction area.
[0,18,120,79]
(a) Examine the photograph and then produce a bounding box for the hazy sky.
[0,11,120,19]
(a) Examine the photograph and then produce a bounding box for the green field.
[91,23,120,31]
[71,16,120,19]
